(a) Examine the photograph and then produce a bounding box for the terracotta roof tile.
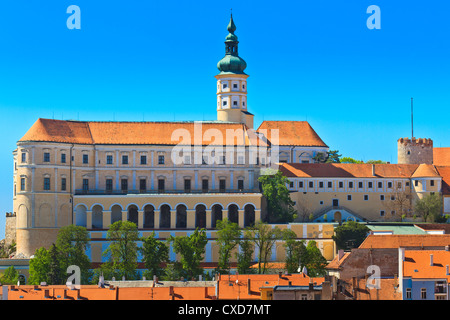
[411,164,440,178]
[257,121,328,147]
[436,166,450,195]
[19,118,268,147]
[280,163,419,178]
[434,148,450,166]
[359,234,450,249]
[403,250,450,281]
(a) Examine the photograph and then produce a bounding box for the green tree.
[47,243,64,285]
[258,169,297,223]
[140,231,169,280]
[247,222,283,274]
[312,152,327,163]
[332,221,370,250]
[303,241,327,277]
[325,150,342,163]
[0,266,19,285]
[283,229,307,274]
[236,230,255,274]
[366,160,387,164]
[102,221,140,280]
[169,228,208,279]
[56,225,91,284]
[216,218,242,274]
[415,193,444,222]
[28,247,51,285]
[340,157,363,164]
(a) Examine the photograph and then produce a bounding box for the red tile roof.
[436,166,450,195]
[257,121,328,147]
[403,250,450,281]
[434,148,450,166]
[411,164,440,178]
[280,163,419,178]
[359,234,450,249]
[19,118,267,147]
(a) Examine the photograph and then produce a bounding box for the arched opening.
[211,204,223,228]
[111,205,122,224]
[144,204,155,228]
[176,204,187,229]
[195,204,207,229]
[160,205,171,229]
[228,204,239,225]
[244,204,255,227]
[92,205,103,229]
[127,205,139,227]
[75,205,87,227]
[334,211,342,223]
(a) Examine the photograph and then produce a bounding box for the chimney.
[430,254,434,266]
[445,245,449,251]
[247,278,251,295]
[338,249,344,261]
[309,277,314,291]
[372,164,375,176]
[446,265,449,276]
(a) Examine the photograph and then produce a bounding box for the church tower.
[216,14,254,129]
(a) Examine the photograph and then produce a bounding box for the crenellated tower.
[397,137,434,164]
[215,14,254,129]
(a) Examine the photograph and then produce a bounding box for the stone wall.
[4,212,16,247]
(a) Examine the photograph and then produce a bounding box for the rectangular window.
[43,177,50,190]
[406,288,411,299]
[61,178,66,191]
[358,182,363,188]
[61,153,66,163]
[415,180,419,187]
[158,179,165,192]
[349,181,354,188]
[140,155,147,165]
[380,210,385,217]
[21,153,26,163]
[319,181,324,188]
[309,181,314,188]
[158,155,165,165]
[202,156,209,165]
[237,155,244,164]
[421,288,427,300]
[388,182,393,188]
[202,179,209,192]
[299,181,304,188]
[380,195,385,201]
[107,155,113,165]
[289,181,294,188]
[219,179,226,192]
[122,155,129,165]
[368,182,373,188]
[43,152,50,162]
[121,179,128,191]
[221,156,226,165]
[328,181,332,188]
[139,179,146,191]
[83,154,89,164]
[184,155,191,165]
[347,195,352,201]
[20,178,26,191]
[398,182,402,189]
[184,179,191,192]
[339,181,343,189]
[238,179,244,190]
[106,179,113,192]
[378,182,383,188]
[430,180,435,187]
[82,179,89,191]
[364,195,369,201]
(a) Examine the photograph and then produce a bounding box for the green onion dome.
[217,14,247,75]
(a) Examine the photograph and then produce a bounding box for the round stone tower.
[397,137,433,164]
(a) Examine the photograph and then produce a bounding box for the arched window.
[211,204,223,229]
[160,205,171,228]
[228,204,239,225]
[144,204,155,228]
[176,204,187,229]
[195,204,207,229]
[244,204,255,227]
[128,205,139,227]
[75,205,87,227]
[92,205,103,229]
[111,205,122,224]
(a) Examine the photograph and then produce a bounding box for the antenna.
[411,97,414,138]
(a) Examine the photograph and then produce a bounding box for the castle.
[9,15,450,265]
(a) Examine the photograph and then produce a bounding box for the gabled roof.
[279,163,419,178]
[19,118,268,147]
[359,234,450,249]
[257,121,328,147]
[411,163,440,178]
[403,250,450,281]
[436,166,450,195]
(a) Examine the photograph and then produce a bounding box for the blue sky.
[0,0,449,238]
